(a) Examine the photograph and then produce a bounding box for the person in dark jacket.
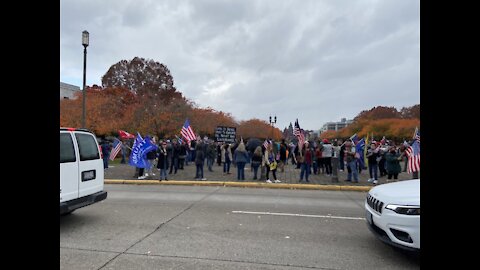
[222,143,232,174]
[156,141,169,181]
[385,145,402,180]
[206,141,216,172]
[216,143,222,166]
[120,140,127,164]
[101,140,111,169]
[195,141,206,180]
[251,146,263,180]
[366,143,379,184]
[378,146,388,177]
[168,140,179,174]
[233,141,249,181]
[145,148,157,177]
[178,141,187,169]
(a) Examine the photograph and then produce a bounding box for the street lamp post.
[269,115,277,140]
[82,30,89,128]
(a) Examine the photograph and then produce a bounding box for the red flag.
[118,130,135,139]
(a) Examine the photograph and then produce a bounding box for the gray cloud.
[60,0,419,131]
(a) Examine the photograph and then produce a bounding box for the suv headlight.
[385,204,420,215]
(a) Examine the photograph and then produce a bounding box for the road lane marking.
[232,211,366,220]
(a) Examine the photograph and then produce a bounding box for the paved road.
[60,185,420,270]
[105,160,415,186]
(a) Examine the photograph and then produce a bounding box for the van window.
[60,133,76,163]
[75,133,100,161]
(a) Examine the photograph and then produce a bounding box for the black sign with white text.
[215,126,236,143]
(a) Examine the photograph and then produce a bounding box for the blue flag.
[355,138,365,168]
[129,134,158,168]
[350,133,359,145]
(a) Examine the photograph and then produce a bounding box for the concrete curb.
[105,179,372,192]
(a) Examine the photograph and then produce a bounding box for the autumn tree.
[400,104,420,119]
[323,119,419,142]
[319,130,337,140]
[101,57,182,102]
[354,106,402,121]
[188,107,237,138]
[60,86,137,136]
[236,119,282,141]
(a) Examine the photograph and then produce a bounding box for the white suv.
[365,179,420,251]
[60,128,107,215]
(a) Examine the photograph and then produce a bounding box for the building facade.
[60,82,81,100]
[320,118,353,133]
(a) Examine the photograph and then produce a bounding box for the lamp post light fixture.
[269,115,277,140]
[81,30,89,128]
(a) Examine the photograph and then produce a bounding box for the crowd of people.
[102,136,418,184]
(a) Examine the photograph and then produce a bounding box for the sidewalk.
[105,161,415,191]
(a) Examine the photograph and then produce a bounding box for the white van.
[60,128,107,215]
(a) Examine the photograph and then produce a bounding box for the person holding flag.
[364,133,369,170]
[405,128,420,179]
[385,144,402,181]
[293,119,305,146]
[355,138,365,174]
[101,139,111,169]
[342,133,358,146]
[129,133,158,179]
[293,119,305,170]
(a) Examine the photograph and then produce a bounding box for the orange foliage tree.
[320,119,420,142]
[187,107,237,138]
[236,119,282,141]
[320,104,420,143]
[130,92,190,138]
[60,86,137,136]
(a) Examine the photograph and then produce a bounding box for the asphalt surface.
[105,159,416,190]
[60,185,420,270]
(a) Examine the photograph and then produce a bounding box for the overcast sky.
[60,0,419,131]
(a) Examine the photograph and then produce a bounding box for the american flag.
[293,119,305,146]
[109,138,122,161]
[379,136,386,145]
[181,119,196,143]
[263,139,270,149]
[413,127,420,142]
[405,139,420,173]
